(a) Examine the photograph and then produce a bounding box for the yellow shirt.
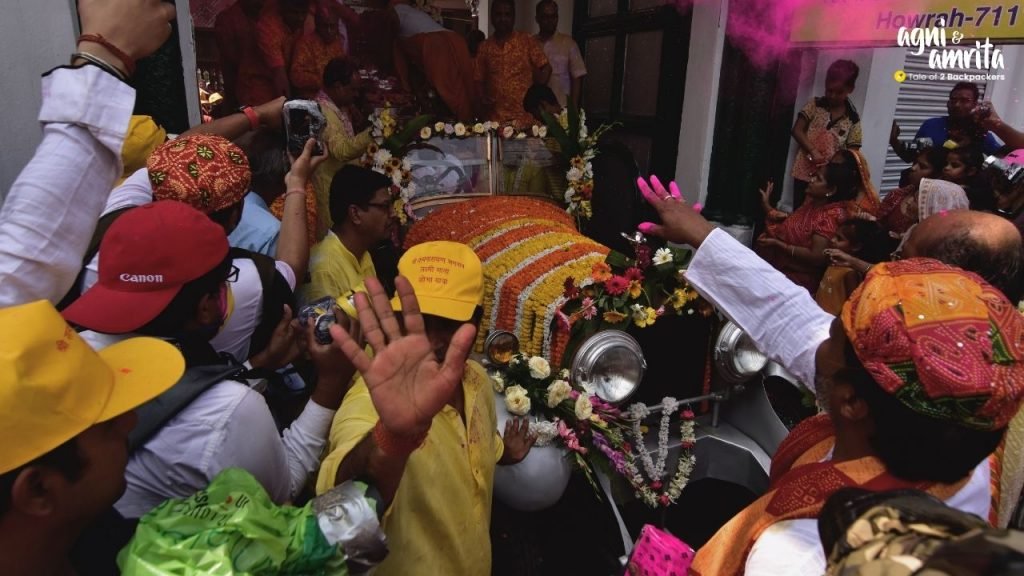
[316,361,503,576]
[301,231,376,305]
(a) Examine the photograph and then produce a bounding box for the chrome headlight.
[571,330,646,404]
[484,330,519,366]
[714,321,767,384]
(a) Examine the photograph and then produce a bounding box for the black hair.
[523,84,559,116]
[136,255,233,337]
[840,342,1005,484]
[837,218,893,264]
[824,150,859,203]
[535,0,557,15]
[207,203,243,230]
[916,146,949,177]
[492,0,515,12]
[950,82,981,102]
[926,227,1023,303]
[0,438,84,516]
[329,165,392,227]
[323,57,357,88]
[826,59,860,90]
[947,144,985,173]
[239,128,288,198]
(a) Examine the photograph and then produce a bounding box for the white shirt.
[0,65,134,307]
[686,229,993,575]
[79,330,335,518]
[539,33,587,108]
[81,170,297,362]
[394,4,444,37]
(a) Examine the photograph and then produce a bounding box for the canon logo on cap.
[120,273,164,283]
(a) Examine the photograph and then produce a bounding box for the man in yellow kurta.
[300,165,392,305]
[316,241,535,575]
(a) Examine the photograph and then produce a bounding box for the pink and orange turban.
[147,134,250,214]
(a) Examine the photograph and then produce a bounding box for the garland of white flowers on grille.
[625,397,697,508]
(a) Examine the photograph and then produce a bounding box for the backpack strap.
[57,206,134,311]
[128,363,243,452]
[227,247,295,358]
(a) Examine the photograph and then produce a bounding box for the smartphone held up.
[283,100,326,157]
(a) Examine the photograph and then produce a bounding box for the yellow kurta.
[316,361,503,576]
[313,97,374,238]
[301,230,376,305]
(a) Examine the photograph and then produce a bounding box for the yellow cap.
[392,241,483,321]
[0,301,184,473]
[121,116,167,179]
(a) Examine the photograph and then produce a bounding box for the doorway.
[572,0,689,179]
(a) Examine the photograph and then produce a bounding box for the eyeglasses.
[225,265,240,283]
[364,201,392,212]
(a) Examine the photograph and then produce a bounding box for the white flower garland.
[487,240,574,334]
[624,398,698,507]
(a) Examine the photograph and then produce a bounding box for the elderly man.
[635,177,1024,575]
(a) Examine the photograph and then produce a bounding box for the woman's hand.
[756,234,786,251]
[636,175,716,248]
[810,149,828,167]
[759,180,775,212]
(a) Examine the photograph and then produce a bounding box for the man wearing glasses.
[302,165,396,305]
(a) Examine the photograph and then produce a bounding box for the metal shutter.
[882,52,988,194]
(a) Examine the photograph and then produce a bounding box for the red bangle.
[77,34,135,77]
[241,106,260,130]
[372,421,428,457]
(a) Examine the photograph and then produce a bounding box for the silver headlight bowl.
[571,330,646,404]
[484,330,519,366]
[714,321,767,384]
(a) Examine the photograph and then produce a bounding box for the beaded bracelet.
[372,421,428,457]
[77,33,136,76]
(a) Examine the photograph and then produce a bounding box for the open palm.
[329,276,476,437]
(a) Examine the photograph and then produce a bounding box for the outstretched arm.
[329,275,475,504]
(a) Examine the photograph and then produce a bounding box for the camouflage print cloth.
[824,490,1024,575]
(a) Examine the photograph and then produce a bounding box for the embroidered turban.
[842,258,1024,430]
[147,134,250,213]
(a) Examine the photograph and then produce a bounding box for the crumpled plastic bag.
[117,468,387,575]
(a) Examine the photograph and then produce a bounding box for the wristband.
[240,106,260,130]
[284,188,307,199]
[77,33,135,76]
[373,421,428,457]
[70,52,127,82]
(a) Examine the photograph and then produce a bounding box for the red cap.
[62,201,229,334]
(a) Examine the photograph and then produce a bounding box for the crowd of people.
[211,0,585,128]
[4,0,1024,575]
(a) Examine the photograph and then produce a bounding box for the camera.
[298,297,338,345]
[983,155,1024,188]
[903,137,934,154]
[283,100,326,157]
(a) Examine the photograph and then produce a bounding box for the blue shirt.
[228,192,281,257]
[914,116,1002,154]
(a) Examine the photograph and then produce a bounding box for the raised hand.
[636,175,716,248]
[285,138,329,190]
[758,180,775,212]
[78,0,177,66]
[329,276,476,438]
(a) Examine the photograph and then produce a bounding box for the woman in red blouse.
[877,146,948,236]
[756,150,860,293]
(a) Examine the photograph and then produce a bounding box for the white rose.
[502,126,515,139]
[528,356,551,379]
[419,126,432,140]
[559,368,571,380]
[574,394,594,420]
[504,385,531,416]
[653,247,673,265]
[491,372,506,393]
[546,379,572,408]
[472,122,486,134]
[434,121,445,133]
[567,167,583,182]
[454,123,467,136]
[516,132,527,139]
[538,125,548,138]
[531,125,540,137]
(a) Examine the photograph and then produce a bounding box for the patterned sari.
[760,200,853,294]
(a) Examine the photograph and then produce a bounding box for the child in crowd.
[816,218,892,315]
[877,147,947,236]
[943,144,991,211]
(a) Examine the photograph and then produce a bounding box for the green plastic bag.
[117,468,347,575]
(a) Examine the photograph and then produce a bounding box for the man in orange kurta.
[256,0,313,97]
[290,7,345,99]
[475,0,551,128]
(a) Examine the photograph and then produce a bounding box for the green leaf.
[540,110,577,158]
[605,250,631,269]
[386,114,434,153]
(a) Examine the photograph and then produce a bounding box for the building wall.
[0,0,78,201]
[514,0,574,36]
